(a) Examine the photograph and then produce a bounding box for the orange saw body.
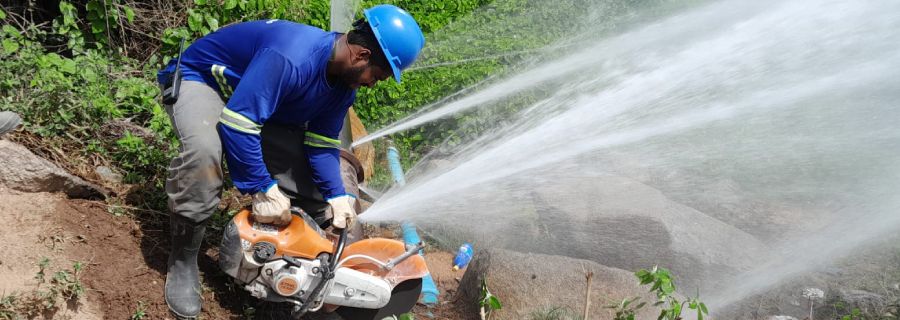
[219,208,428,319]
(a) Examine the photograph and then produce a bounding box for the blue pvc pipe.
[387,146,406,186]
[401,222,439,306]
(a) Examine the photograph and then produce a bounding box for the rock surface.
[0,140,103,198]
[420,171,771,288]
[458,248,657,320]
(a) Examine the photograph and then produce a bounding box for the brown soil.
[1,190,469,319]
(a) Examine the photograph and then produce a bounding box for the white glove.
[327,195,357,229]
[251,184,292,225]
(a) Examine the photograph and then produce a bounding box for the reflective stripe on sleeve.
[219,108,261,135]
[304,132,341,149]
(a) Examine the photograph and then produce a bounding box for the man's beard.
[340,65,366,88]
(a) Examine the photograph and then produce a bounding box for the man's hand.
[327,195,357,229]
[251,184,292,225]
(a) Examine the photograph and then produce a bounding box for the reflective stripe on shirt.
[211,64,234,98]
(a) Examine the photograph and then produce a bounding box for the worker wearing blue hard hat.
[156,5,424,318]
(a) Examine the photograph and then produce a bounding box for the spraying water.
[358,0,900,315]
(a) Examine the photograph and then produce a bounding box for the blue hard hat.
[363,5,425,83]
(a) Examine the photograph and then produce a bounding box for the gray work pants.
[164,81,329,223]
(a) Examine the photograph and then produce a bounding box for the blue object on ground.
[400,221,439,305]
[452,243,474,271]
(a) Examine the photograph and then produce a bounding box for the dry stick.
[808,296,814,320]
[583,264,594,320]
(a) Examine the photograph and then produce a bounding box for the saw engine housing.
[219,209,427,313]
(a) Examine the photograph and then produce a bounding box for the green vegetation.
[130,301,147,320]
[479,278,503,319]
[0,0,656,209]
[635,266,708,320]
[607,296,646,320]
[0,258,85,319]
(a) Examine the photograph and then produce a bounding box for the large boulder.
[458,248,658,320]
[0,139,103,198]
[413,170,770,289]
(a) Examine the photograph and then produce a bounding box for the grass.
[0,258,86,319]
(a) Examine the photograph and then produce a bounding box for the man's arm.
[304,107,350,199]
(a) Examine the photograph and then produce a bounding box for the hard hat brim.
[363,9,403,83]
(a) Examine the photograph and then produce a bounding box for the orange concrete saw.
[219,208,428,319]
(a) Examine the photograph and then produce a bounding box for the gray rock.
[94,166,123,184]
[422,172,771,287]
[0,111,22,136]
[837,289,885,306]
[458,248,657,320]
[0,140,103,198]
[802,287,825,299]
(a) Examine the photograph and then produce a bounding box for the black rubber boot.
[165,215,206,319]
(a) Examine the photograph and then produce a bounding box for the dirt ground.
[0,190,470,319]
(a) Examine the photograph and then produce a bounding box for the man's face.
[342,62,391,89]
[343,44,392,89]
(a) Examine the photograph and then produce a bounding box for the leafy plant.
[0,259,86,318]
[131,301,147,320]
[479,279,502,320]
[607,296,647,320]
[635,266,709,320]
[383,313,415,320]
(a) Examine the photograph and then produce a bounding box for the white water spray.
[360,0,900,314]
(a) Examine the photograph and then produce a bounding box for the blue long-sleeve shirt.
[158,20,355,198]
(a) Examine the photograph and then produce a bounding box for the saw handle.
[330,218,351,268]
[295,218,350,315]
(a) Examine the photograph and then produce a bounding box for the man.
[156,5,424,318]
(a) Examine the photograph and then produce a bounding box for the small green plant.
[50,261,85,301]
[35,257,50,283]
[131,301,147,320]
[840,307,863,320]
[0,259,86,318]
[635,266,709,320]
[382,313,415,320]
[0,294,18,319]
[607,296,647,320]
[479,279,502,320]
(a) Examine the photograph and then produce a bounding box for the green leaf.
[59,59,77,74]
[699,302,708,314]
[194,0,207,5]
[0,8,6,20]
[3,25,21,38]
[124,6,135,23]
[397,313,415,320]
[2,39,19,54]
[188,11,203,32]
[206,16,219,30]
[224,0,238,10]
[487,295,502,310]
